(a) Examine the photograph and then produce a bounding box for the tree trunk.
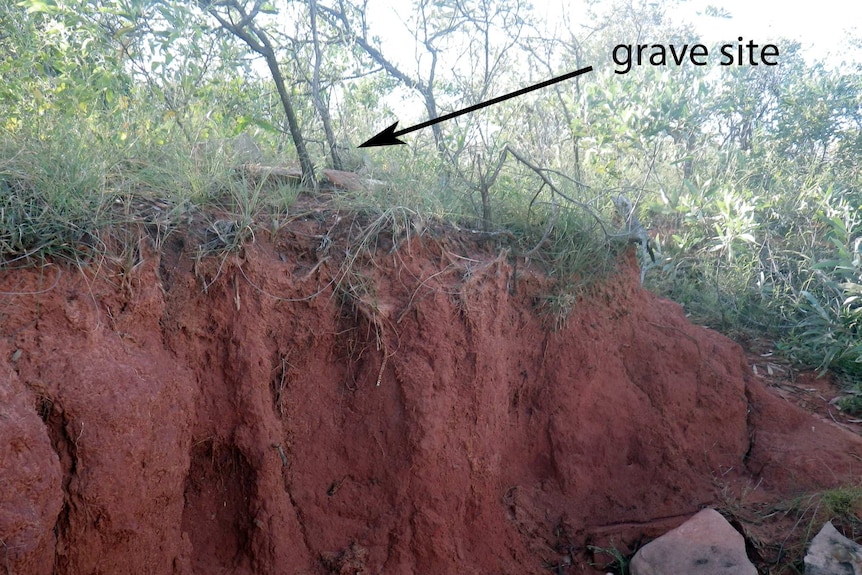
[309,0,342,170]
[264,50,316,186]
[203,2,316,186]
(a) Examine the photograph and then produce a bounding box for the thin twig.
[502,145,612,239]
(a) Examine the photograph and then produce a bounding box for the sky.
[360,0,861,129]
[675,0,861,65]
[371,0,862,67]
[535,0,862,67]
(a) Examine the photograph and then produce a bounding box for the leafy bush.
[1,0,861,383]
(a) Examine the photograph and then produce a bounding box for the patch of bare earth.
[2,198,861,574]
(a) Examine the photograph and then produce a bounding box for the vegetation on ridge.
[0,0,860,386]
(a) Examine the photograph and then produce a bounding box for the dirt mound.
[3,211,862,574]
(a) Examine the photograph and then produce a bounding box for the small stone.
[804,521,862,574]
[630,508,756,575]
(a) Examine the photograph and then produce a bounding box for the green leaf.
[18,0,59,14]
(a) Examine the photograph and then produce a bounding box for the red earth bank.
[2,217,862,574]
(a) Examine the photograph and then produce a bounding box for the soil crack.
[36,396,80,572]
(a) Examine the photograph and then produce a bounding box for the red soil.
[2,209,861,574]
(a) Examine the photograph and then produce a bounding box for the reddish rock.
[1,223,861,575]
[321,168,383,191]
[630,508,756,575]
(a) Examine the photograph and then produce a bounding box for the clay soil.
[2,198,862,575]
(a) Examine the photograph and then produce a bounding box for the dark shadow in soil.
[182,439,256,575]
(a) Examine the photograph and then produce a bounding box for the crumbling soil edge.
[2,219,862,575]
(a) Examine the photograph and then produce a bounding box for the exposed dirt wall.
[2,221,861,574]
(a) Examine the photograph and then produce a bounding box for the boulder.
[630,508,756,575]
[804,521,862,574]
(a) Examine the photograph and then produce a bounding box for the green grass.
[2,103,860,388]
[0,115,250,266]
[772,486,862,573]
[0,116,623,321]
[716,483,862,574]
[587,542,630,575]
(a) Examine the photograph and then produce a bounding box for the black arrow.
[358,65,594,148]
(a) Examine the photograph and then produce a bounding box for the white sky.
[677,0,862,64]
[371,0,862,66]
[535,0,862,66]
[359,0,861,129]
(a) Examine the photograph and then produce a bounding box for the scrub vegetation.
[1,0,860,384]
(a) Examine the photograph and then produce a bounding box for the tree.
[307,0,342,169]
[200,0,316,185]
[317,0,450,154]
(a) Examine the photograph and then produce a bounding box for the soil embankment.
[3,208,862,574]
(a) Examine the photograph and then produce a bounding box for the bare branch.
[502,145,610,239]
[199,0,316,185]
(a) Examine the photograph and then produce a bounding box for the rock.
[804,521,862,574]
[321,168,386,192]
[630,508,756,575]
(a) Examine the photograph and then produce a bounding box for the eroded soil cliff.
[3,205,862,574]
